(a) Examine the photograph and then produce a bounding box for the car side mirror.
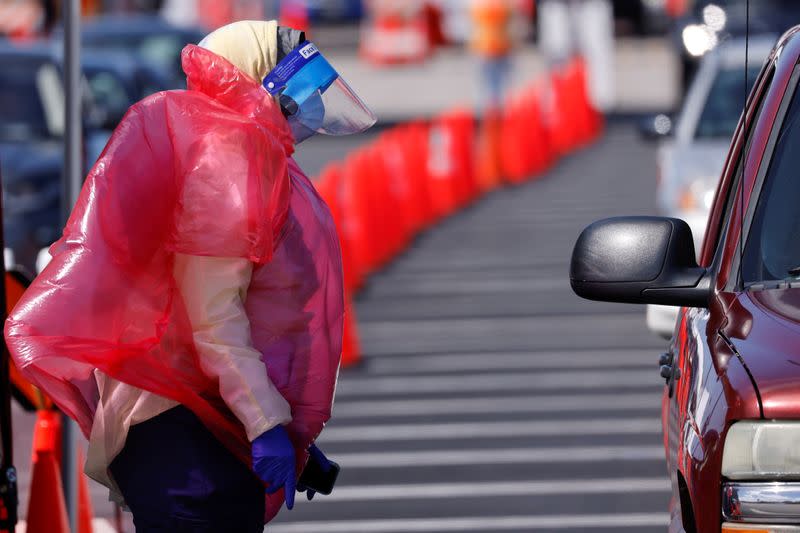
[638,113,673,140]
[570,216,710,308]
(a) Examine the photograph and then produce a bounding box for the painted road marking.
[366,349,654,373]
[333,393,661,418]
[268,512,671,532]
[336,370,659,396]
[326,445,664,468]
[318,418,660,442]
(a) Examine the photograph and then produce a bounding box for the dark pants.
[110,406,265,532]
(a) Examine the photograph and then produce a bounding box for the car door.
[665,55,777,533]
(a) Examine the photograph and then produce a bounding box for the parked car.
[82,50,170,129]
[572,25,800,532]
[673,0,800,88]
[0,44,69,273]
[76,15,205,89]
[613,0,670,35]
[0,43,115,272]
[644,37,771,338]
[306,0,364,22]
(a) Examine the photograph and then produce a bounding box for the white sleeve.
[173,253,292,441]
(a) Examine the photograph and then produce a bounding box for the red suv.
[571,27,800,533]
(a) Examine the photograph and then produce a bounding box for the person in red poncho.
[5,20,376,531]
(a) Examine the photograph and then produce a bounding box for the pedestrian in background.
[6,19,375,531]
[470,0,515,111]
[537,0,615,111]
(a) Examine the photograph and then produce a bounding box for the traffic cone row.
[26,410,93,533]
[314,55,603,368]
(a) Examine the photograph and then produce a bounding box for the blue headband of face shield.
[263,42,377,143]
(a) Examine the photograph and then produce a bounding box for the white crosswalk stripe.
[323,445,665,468]
[364,349,655,373]
[333,392,661,418]
[335,370,659,396]
[269,513,671,532]
[318,418,660,442]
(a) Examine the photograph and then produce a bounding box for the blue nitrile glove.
[298,444,333,501]
[252,425,296,510]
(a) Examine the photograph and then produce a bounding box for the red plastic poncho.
[5,44,344,521]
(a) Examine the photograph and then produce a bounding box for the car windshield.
[0,61,54,140]
[695,64,760,139]
[742,82,800,284]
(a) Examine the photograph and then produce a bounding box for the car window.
[0,62,49,140]
[87,70,131,120]
[695,65,760,139]
[708,65,773,263]
[742,82,800,284]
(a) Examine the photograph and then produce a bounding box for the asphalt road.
[268,122,671,532]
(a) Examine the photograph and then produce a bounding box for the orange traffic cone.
[339,153,368,280]
[378,128,415,245]
[547,68,574,157]
[317,164,362,293]
[428,109,477,213]
[476,110,504,191]
[341,297,361,368]
[406,123,435,230]
[524,85,555,177]
[26,411,68,533]
[500,95,529,184]
[573,56,604,144]
[427,117,458,219]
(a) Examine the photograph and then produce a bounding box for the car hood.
[727,288,800,419]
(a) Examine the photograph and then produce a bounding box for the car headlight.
[722,421,800,480]
[702,4,727,32]
[682,23,718,57]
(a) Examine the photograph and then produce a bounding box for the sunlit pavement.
[267,122,669,533]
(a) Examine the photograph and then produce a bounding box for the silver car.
[646,36,774,338]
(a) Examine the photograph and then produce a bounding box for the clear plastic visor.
[264,44,377,139]
[311,77,377,136]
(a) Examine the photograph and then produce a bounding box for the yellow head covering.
[198,20,279,83]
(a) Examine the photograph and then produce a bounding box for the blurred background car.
[612,0,671,35]
[673,0,800,88]
[306,0,363,22]
[75,14,205,88]
[82,51,170,127]
[0,44,66,274]
[0,41,169,273]
[642,36,772,338]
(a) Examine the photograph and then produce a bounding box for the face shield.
[263,42,377,143]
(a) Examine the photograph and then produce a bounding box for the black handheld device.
[297,456,340,496]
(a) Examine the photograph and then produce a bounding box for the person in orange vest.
[469,0,515,111]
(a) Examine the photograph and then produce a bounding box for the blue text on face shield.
[282,56,338,105]
[264,43,339,105]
